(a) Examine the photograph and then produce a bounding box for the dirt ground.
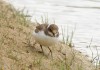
[0,0,99,70]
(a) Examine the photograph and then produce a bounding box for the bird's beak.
[52,30,58,37]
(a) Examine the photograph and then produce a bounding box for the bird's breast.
[33,31,59,46]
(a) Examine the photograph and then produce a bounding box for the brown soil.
[0,0,99,70]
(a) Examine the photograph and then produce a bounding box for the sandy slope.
[0,0,99,70]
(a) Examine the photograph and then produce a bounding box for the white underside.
[33,31,59,46]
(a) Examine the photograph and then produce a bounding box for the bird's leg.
[47,46,52,57]
[40,45,44,54]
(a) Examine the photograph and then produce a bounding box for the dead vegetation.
[0,0,99,70]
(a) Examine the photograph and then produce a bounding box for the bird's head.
[47,24,59,37]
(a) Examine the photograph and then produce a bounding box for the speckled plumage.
[35,23,59,37]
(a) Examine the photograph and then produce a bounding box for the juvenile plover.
[33,23,59,56]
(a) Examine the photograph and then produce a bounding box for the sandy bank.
[0,0,99,70]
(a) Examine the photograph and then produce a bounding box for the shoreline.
[0,0,99,70]
[4,0,100,65]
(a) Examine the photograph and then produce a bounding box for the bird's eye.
[49,29,52,32]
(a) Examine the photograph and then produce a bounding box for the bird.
[33,23,59,56]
